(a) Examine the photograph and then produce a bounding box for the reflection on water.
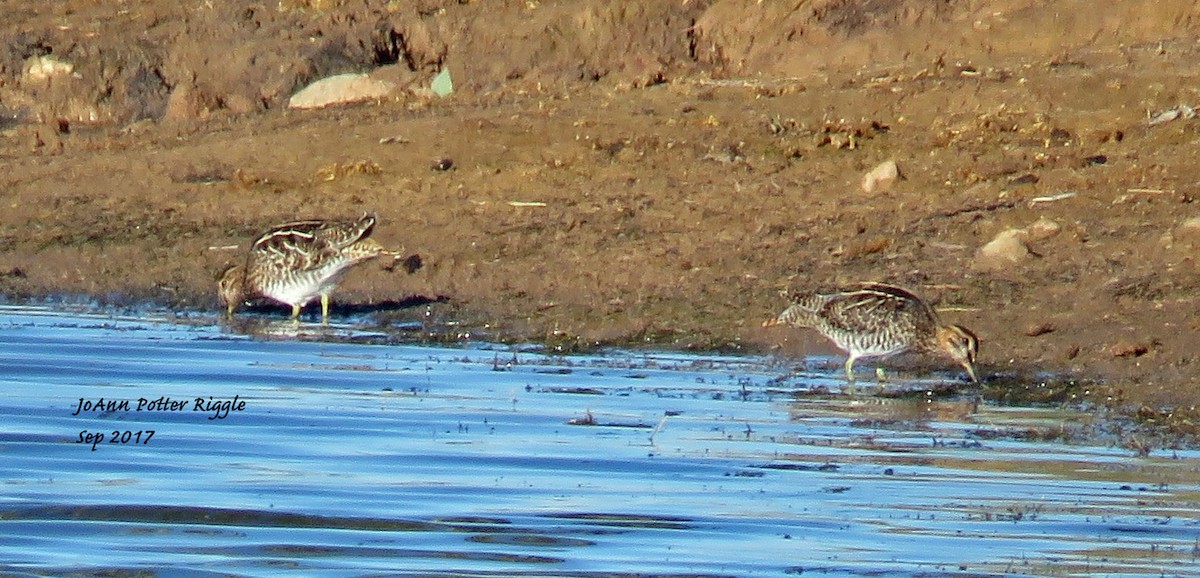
[0,306,1197,577]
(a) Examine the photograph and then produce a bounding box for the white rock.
[288,73,396,110]
[22,55,74,84]
[975,228,1031,269]
[1024,217,1061,241]
[861,159,899,194]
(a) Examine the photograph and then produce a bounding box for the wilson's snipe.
[218,213,394,322]
[763,282,979,388]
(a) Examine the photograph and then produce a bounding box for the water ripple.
[1,306,1198,577]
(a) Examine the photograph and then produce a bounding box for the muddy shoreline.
[2,2,1199,444]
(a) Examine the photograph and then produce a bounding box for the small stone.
[400,254,423,274]
[288,73,396,109]
[1063,344,1080,360]
[164,83,205,121]
[1176,217,1200,239]
[1024,322,1056,337]
[22,55,74,85]
[1008,173,1039,186]
[430,68,453,98]
[827,133,852,149]
[1109,340,1151,358]
[31,122,64,154]
[223,93,258,115]
[861,159,899,194]
[974,228,1031,269]
[1024,217,1062,241]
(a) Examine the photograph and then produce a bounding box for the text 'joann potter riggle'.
[73,395,245,420]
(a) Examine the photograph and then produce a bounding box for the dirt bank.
[1,1,1199,441]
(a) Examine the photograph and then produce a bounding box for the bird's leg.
[290,303,302,322]
[320,294,330,325]
[875,366,888,394]
[844,357,857,396]
[964,362,979,384]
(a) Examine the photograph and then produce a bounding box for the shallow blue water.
[0,306,1197,577]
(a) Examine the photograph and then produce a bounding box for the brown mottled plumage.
[218,213,394,322]
[763,282,978,387]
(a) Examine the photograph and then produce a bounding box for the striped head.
[216,264,247,317]
[935,324,979,382]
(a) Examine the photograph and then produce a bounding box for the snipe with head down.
[762,282,979,389]
[218,213,396,322]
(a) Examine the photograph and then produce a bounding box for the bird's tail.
[348,212,377,242]
[319,213,377,248]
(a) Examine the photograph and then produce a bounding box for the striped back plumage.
[249,214,377,273]
[764,282,979,383]
[251,214,376,269]
[787,283,938,357]
[220,213,387,317]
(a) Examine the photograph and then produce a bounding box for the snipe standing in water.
[762,282,979,389]
[218,213,395,323]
